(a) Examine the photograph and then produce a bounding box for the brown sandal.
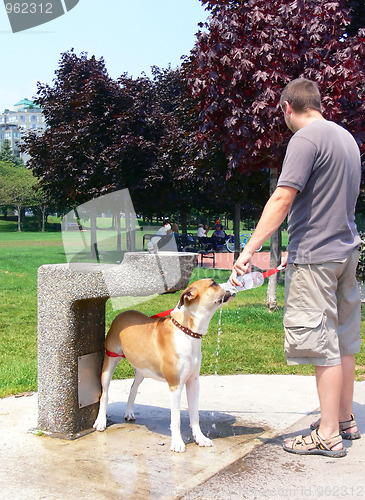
[310,413,361,440]
[283,429,346,458]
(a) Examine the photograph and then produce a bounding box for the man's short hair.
[280,78,322,114]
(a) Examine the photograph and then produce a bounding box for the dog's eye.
[210,280,218,287]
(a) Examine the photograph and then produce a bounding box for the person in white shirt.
[197,224,207,238]
[156,221,171,235]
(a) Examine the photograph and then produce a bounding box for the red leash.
[262,264,286,279]
[105,349,125,358]
[106,266,286,358]
[151,309,174,318]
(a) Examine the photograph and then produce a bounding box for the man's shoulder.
[296,120,357,152]
[296,119,348,137]
[290,120,342,149]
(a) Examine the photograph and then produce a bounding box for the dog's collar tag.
[171,317,203,339]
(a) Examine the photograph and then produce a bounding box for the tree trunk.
[266,168,280,312]
[17,205,21,231]
[124,208,136,252]
[233,201,241,262]
[116,210,122,253]
[266,226,281,311]
[181,211,188,234]
[90,208,98,262]
[41,204,47,232]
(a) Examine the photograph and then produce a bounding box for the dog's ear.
[178,285,198,308]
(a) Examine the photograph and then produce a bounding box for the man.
[212,223,226,238]
[230,78,361,457]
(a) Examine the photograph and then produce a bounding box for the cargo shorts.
[283,249,361,366]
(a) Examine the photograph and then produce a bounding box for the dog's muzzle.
[221,288,236,302]
[219,282,237,295]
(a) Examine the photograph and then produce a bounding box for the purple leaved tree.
[188,0,365,309]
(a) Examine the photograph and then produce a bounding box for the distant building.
[0,98,46,162]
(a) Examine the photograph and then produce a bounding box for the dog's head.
[177,279,234,312]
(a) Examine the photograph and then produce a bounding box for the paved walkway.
[182,380,365,500]
[1,375,364,499]
[1,253,363,499]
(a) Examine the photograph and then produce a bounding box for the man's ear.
[283,100,292,116]
[177,286,198,308]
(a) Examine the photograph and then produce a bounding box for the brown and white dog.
[93,278,235,452]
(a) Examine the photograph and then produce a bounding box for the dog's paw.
[170,438,186,453]
[93,416,107,432]
[194,433,214,448]
[124,411,135,421]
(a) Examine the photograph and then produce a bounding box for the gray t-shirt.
[277,119,361,264]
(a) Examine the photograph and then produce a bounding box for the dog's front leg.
[169,385,185,452]
[186,375,213,448]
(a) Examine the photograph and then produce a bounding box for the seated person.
[212,224,226,239]
[197,224,207,238]
[156,221,171,235]
[211,223,227,251]
[150,221,173,250]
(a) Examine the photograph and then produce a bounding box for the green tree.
[0,140,22,166]
[0,161,38,231]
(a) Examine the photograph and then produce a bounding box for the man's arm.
[229,186,297,285]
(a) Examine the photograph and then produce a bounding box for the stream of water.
[214,301,225,375]
[214,301,241,375]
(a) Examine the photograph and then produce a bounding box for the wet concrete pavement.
[0,374,364,500]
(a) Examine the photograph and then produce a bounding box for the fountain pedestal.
[37,251,197,438]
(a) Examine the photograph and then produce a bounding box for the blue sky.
[0,0,208,111]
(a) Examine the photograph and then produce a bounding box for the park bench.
[143,233,227,268]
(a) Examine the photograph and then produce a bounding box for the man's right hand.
[229,249,253,287]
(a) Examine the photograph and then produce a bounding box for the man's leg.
[316,364,342,450]
[340,354,355,421]
[284,362,346,453]
[337,250,361,425]
[316,355,358,439]
[339,354,358,429]
[316,354,358,446]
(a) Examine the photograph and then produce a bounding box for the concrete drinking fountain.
[37,251,198,439]
[37,188,198,438]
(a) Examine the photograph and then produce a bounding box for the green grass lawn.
[0,225,364,397]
